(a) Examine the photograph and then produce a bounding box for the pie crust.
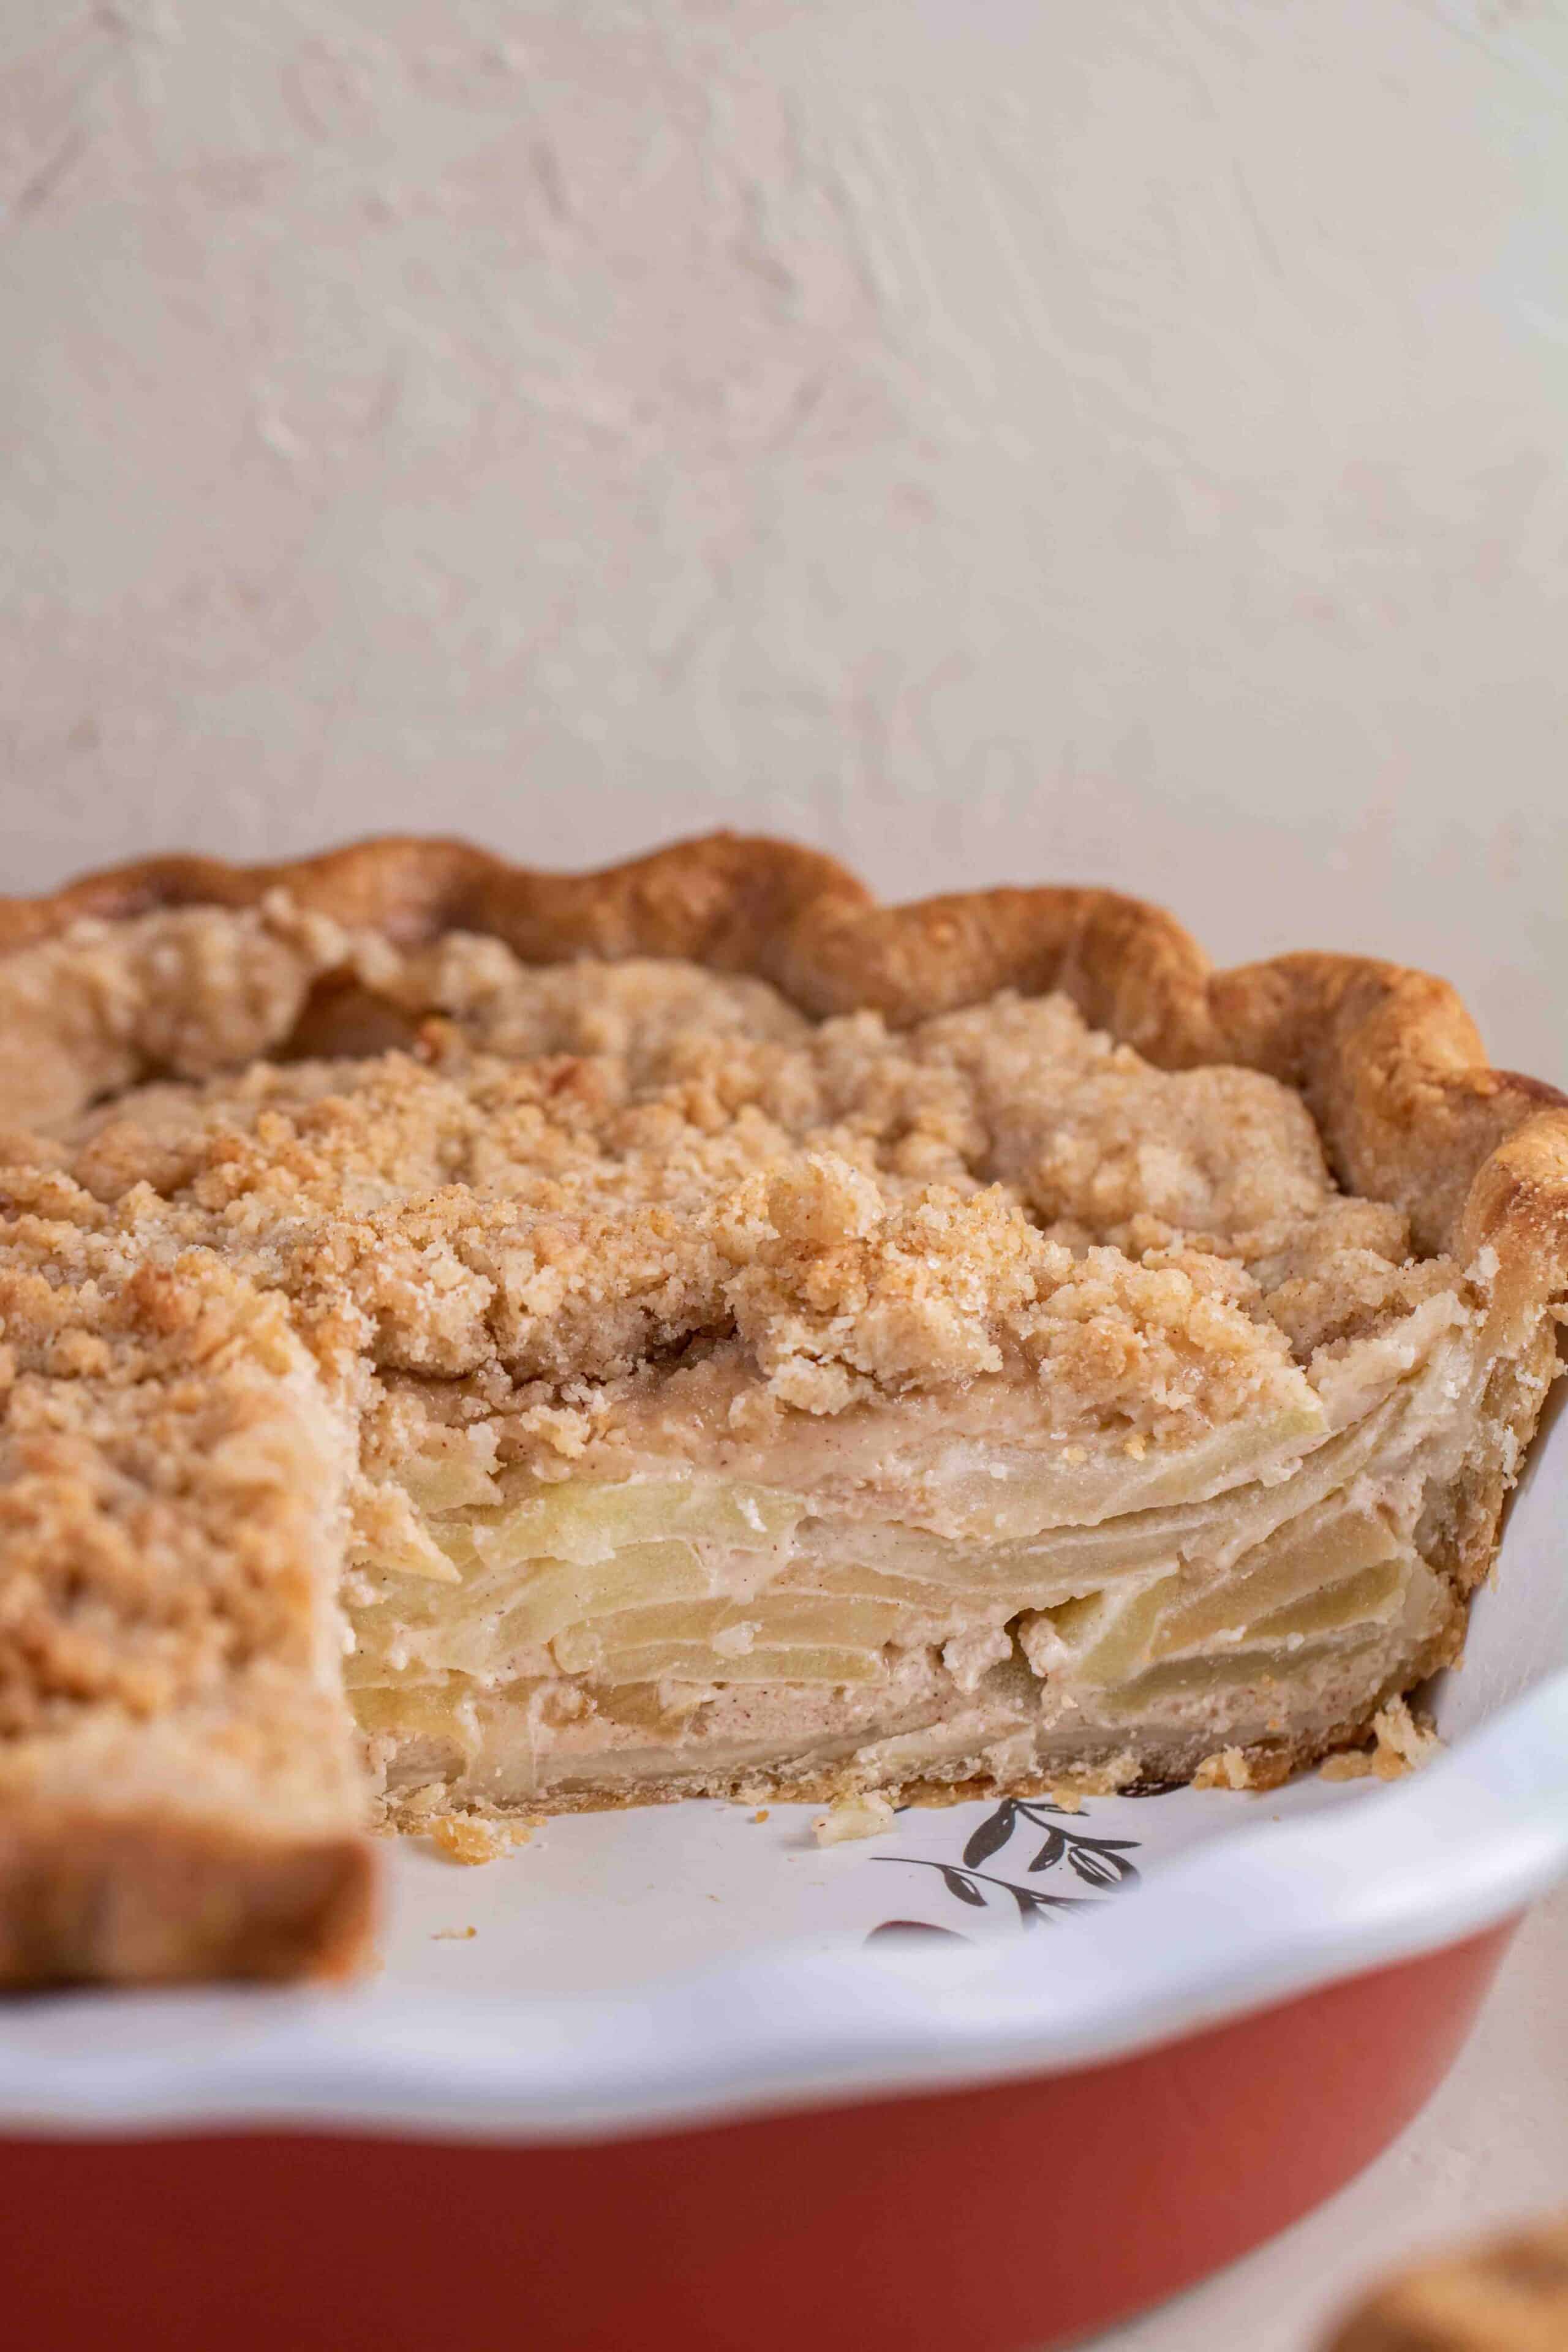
[1,834,1564,1986]
[1324,2213,1568,2350]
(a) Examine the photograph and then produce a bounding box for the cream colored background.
[2,5,1566,2344]
[3,1,1568,1077]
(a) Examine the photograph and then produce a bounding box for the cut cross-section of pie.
[1,834,1564,1984]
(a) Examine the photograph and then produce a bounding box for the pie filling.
[344,1290,1478,1810]
[0,897,1527,1849]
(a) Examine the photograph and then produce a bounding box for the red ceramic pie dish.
[1,842,1565,2348]
[4,1413,1559,2352]
[0,1920,1524,2352]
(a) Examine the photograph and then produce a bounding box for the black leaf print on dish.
[876,1856,1095,1925]
[962,1800,1017,1870]
[961,1800,1141,1890]
[1068,1843,1139,1890]
[876,1797,1143,1930]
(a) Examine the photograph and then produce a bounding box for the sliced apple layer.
[344,1306,1477,1809]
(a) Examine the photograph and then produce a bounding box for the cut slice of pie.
[1,835,1564,1985]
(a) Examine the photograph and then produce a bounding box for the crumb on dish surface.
[427,1812,534,1866]
[813,1792,899,1847]
[1318,1695,1444,1783]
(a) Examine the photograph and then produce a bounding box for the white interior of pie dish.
[1,1389,1564,2145]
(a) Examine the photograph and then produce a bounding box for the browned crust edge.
[1323,2212,1568,2350]
[6,829,1563,1268]
[0,1804,375,1988]
[4,832,1567,1975]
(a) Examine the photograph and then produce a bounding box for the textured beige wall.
[2,1,1566,1076]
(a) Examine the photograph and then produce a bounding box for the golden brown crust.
[4,830,1561,1280]
[0,1159,368,1985]
[2,833,1565,1977]
[1325,2215,1568,2351]
[0,1803,374,1986]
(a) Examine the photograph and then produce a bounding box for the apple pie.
[1,835,1564,1983]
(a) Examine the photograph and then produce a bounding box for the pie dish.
[1,833,1564,1986]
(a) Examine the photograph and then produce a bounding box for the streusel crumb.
[0,913,1465,1469]
[428,1813,533,1866]
[1319,1696,1443,1782]
[1193,1746,1259,1791]
[813,1792,897,1845]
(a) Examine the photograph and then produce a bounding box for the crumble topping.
[0,895,356,1131]
[0,1248,348,1738]
[0,906,1465,1463]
